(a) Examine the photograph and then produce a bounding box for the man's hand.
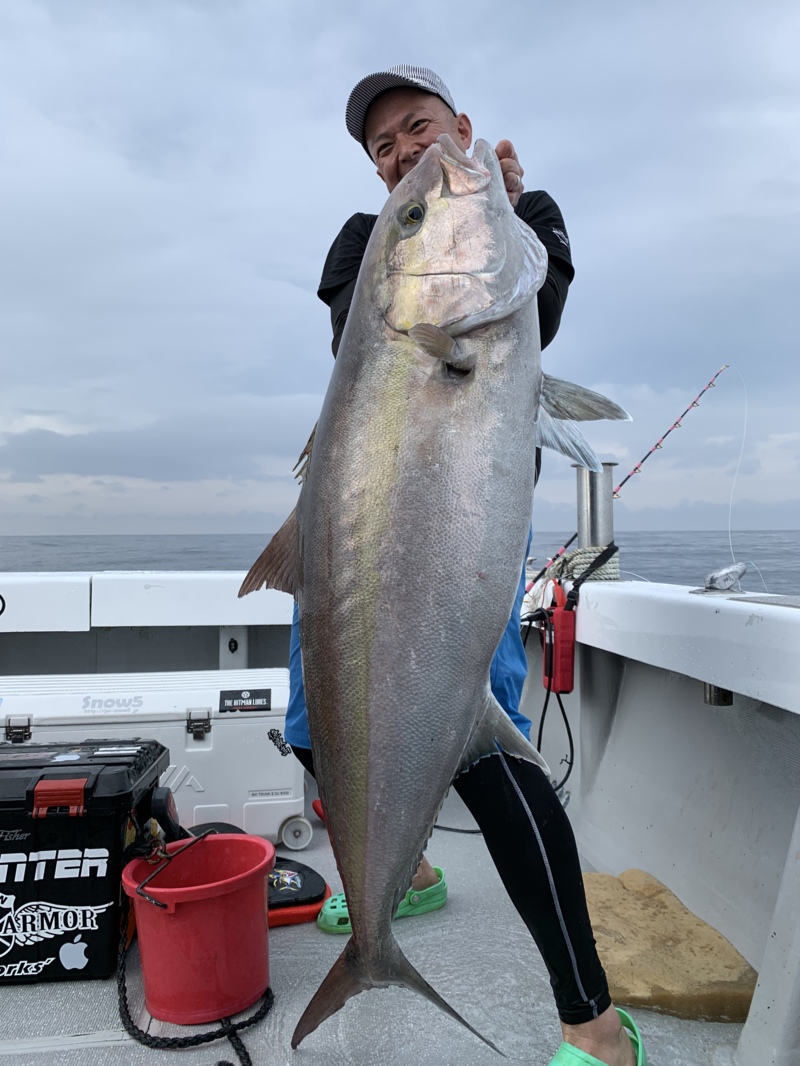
[496,140,524,208]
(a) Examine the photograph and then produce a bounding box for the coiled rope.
[524,544,619,616]
[550,545,619,582]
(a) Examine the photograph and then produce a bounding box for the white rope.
[557,545,620,582]
[523,545,619,616]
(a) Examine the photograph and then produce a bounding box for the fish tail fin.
[292,937,504,1056]
[291,939,365,1048]
[390,943,505,1055]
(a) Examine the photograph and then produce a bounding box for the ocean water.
[1,530,798,595]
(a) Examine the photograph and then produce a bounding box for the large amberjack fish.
[240,135,629,1052]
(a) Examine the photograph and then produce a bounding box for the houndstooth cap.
[346,65,457,154]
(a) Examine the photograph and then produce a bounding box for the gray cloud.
[0,0,797,532]
[0,395,322,481]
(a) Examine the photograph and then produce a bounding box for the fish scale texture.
[298,140,548,966]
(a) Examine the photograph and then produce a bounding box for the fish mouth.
[435,135,492,196]
[392,260,507,281]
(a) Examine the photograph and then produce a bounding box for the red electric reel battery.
[541,582,576,694]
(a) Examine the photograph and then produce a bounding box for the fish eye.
[401,202,425,226]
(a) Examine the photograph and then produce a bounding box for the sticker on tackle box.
[218,689,271,713]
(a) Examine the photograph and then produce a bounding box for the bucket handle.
[135,828,218,909]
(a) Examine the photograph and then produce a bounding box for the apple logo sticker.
[59,935,89,970]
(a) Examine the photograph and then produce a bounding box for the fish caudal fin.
[459,696,551,777]
[389,944,505,1055]
[292,936,504,1055]
[291,940,365,1049]
[238,504,299,597]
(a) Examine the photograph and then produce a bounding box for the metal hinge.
[5,717,32,743]
[186,708,211,740]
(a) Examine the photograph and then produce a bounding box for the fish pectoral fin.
[238,504,299,597]
[541,374,631,422]
[535,407,603,472]
[293,937,504,1055]
[408,323,475,372]
[459,697,551,778]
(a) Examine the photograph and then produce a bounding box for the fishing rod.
[529,364,730,586]
[527,364,731,796]
[612,363,730,497]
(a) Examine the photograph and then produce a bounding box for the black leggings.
[292,745,610,1025]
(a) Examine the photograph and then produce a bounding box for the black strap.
[565,542,619,611]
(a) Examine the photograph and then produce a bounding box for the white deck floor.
[1,784,745,1066]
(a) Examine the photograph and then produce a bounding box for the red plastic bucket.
[122,834,274,1024]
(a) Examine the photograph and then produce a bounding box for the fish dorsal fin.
[238,504,299,598]
[541,374,630,422]
[459,695,550,778]
[293,423,317,484]
[535,407,602,472]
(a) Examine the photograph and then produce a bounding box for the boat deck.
[1,784,743,1066]
[5,571,794,1063]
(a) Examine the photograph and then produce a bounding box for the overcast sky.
[1,0,798,535]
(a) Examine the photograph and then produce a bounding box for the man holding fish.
[242,65,645,1066]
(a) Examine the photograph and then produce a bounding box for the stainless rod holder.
[574,463,617,549]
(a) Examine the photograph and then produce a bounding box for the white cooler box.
[0,668,312,849]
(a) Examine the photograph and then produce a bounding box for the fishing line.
[726,366,748,566]
[529,365,731,587]
[744,560,770,594]
[722,368,770,593]
[527,368,731,789]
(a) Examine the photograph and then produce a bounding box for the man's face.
[364,88,473,193]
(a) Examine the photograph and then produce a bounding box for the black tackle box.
[0,739,168,983]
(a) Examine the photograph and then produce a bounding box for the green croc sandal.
[316,867,447,935]
[548,1008,647,1066]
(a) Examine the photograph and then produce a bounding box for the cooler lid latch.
[32,778,88,819]
[186,708,211,740]
[4,717,32,743]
